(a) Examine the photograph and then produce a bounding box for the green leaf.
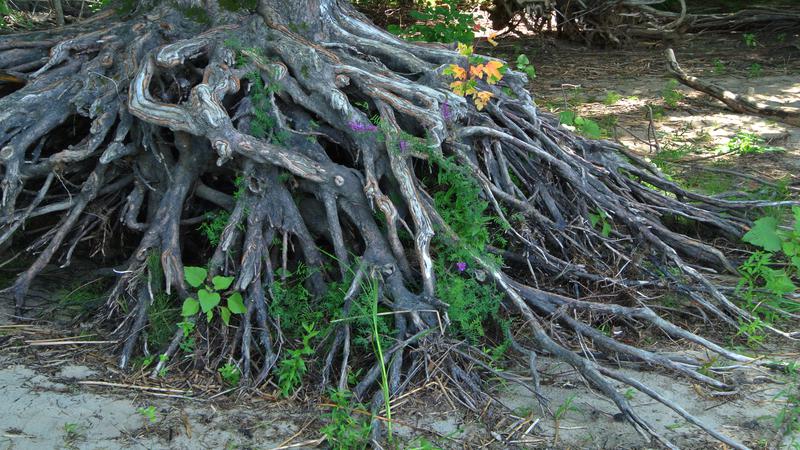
[559,111,576,126]
[184,266,207,288]
[212,275,234,291]
[198,289,221,313]
[219,306,231,326]
[792,256,800,273]
[589,213,600,227]
[516,54,530,67]
[227,292,247,314]
[206,310,214,323]
[764,269,796,295]
[743,217,782,252]
[601,222,612,238]
[793,206,800,235]
[181,298,200,317]
[783,240,799,257]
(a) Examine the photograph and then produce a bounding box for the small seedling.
[181,266,247,325]
[516,54,536,80]
[603,90,622,105]
[62,422,86,447]
[623,388,636,400]
[743,33,757,48]
[713,59,725,75]
[589,208,613,237]
[137,406,158,423]
[748,63,763,78]
[219,362,241,386]
[662,80,683,108]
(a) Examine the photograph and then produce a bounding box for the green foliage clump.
[320,390,372,449]
[515,54,537,80]
[737,208,800,344]
[218,362,241,386]
[199,210,231,246]
[724,131,782,155]
[387,0,479,44]
[424,148,506,342]
[662,80,683,108]
[277,322,318,396]
[559,110,602,139]
[180,5,211,24]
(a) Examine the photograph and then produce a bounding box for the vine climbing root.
[0,1,797,448]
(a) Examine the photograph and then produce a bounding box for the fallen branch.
[665,48,800,126]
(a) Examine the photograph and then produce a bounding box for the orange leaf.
[487,32,498,47]
[474,91,494,110]
[483,60,504,84]
[469,64,484,79]
[448,64,467,80]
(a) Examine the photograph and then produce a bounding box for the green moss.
[218,0,258,12]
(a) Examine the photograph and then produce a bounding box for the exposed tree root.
[1,1,797,448]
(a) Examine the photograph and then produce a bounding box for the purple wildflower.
[398,140,410,153]
[349,120,378,133]
[440,101,452,121]
[456,262,467,272]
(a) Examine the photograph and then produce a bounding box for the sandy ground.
[2,29,800,450]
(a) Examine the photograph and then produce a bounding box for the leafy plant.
[713,59,726,75]
[443,43,505,111]
[747,62,763,78]
[589,208,613,237]
[137,406,158,423]
[320,390,372,449]
[724,131,782,155]
[743,33,757,48]
[602,90,622,105]
[218,362,241,386]
[277,322,319,396]
[62,422,86,448]
[387,0,479,44]
[515,54,537,80]
[736,208,800,343]
[662,80,683,108]
[181,266,247,325]
[559,110,602,139]
[199,210,231,246]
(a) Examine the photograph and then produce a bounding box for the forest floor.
[2,30,800,450]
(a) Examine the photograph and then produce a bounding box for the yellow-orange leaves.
[444,44,504,112]
[474,91,494,111]
[483,61,504,84]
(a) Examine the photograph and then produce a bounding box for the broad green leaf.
[742,217,781,252]
[516,54,530,67]
[198,289,221,313]
[184,266,207,288]
[212,275,234,291]
[206,310,214,323]
[227,292,247,314]
[181,298,199,317]
[589,213,600,227]
[219,306,231,326]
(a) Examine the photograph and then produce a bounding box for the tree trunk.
[0,1,788,447]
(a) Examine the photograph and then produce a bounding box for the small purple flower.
[440,101,452,121]
[456,262,467,272]
[398,140,410,153]
[349,120,378,133]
